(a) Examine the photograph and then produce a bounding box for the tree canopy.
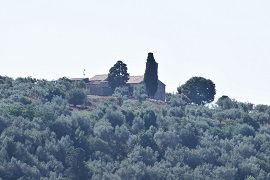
[144,53,158,97]
[67,89,87,107]
[108,60,129,89]
[216,95,237,110]
[0,75,269,179]
[178,76,216,105]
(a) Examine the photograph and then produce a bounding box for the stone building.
[86,74,114,96]
[71,53,165,101]
[84,74,166,101]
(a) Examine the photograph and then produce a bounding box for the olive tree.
[67,89,87,107]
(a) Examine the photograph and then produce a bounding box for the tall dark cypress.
[144,52,158,97]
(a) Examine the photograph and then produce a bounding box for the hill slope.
[0,76,270,179]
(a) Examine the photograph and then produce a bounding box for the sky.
[1,0,270,105]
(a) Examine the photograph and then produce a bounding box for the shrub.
[132,84,148,102]
[141,109,157,129]
[105,110,125,127]
[67,89,87,107]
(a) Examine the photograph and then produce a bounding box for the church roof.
[89,74,108,81]
[89,74,165,86]
[127,76,144,84]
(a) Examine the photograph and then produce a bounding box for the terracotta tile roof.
[89,74,145,84]
[127,76,144,84]
[89,74,108,81]
[70,78,89,81]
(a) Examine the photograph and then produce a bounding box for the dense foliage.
[144,53,158,97]
[108,61,130,89]
[178,76,216,105]
[0,75,270,179]
[67,89,87,107]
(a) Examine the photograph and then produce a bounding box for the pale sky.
[1,0,270,105]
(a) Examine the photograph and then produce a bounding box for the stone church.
[85,74,165,101]
[71,53,166,101]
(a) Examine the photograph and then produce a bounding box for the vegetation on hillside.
[0,76,270,179]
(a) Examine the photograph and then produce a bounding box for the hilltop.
[0,76,270,179]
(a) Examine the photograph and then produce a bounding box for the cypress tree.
[144,52,158,97]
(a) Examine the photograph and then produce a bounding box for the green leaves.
[179,76,216,105]
[144,53,158,97]
[6,104,36,120]
[2,74,270,179]
[67,89,87,107]
[108,60,130,89]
